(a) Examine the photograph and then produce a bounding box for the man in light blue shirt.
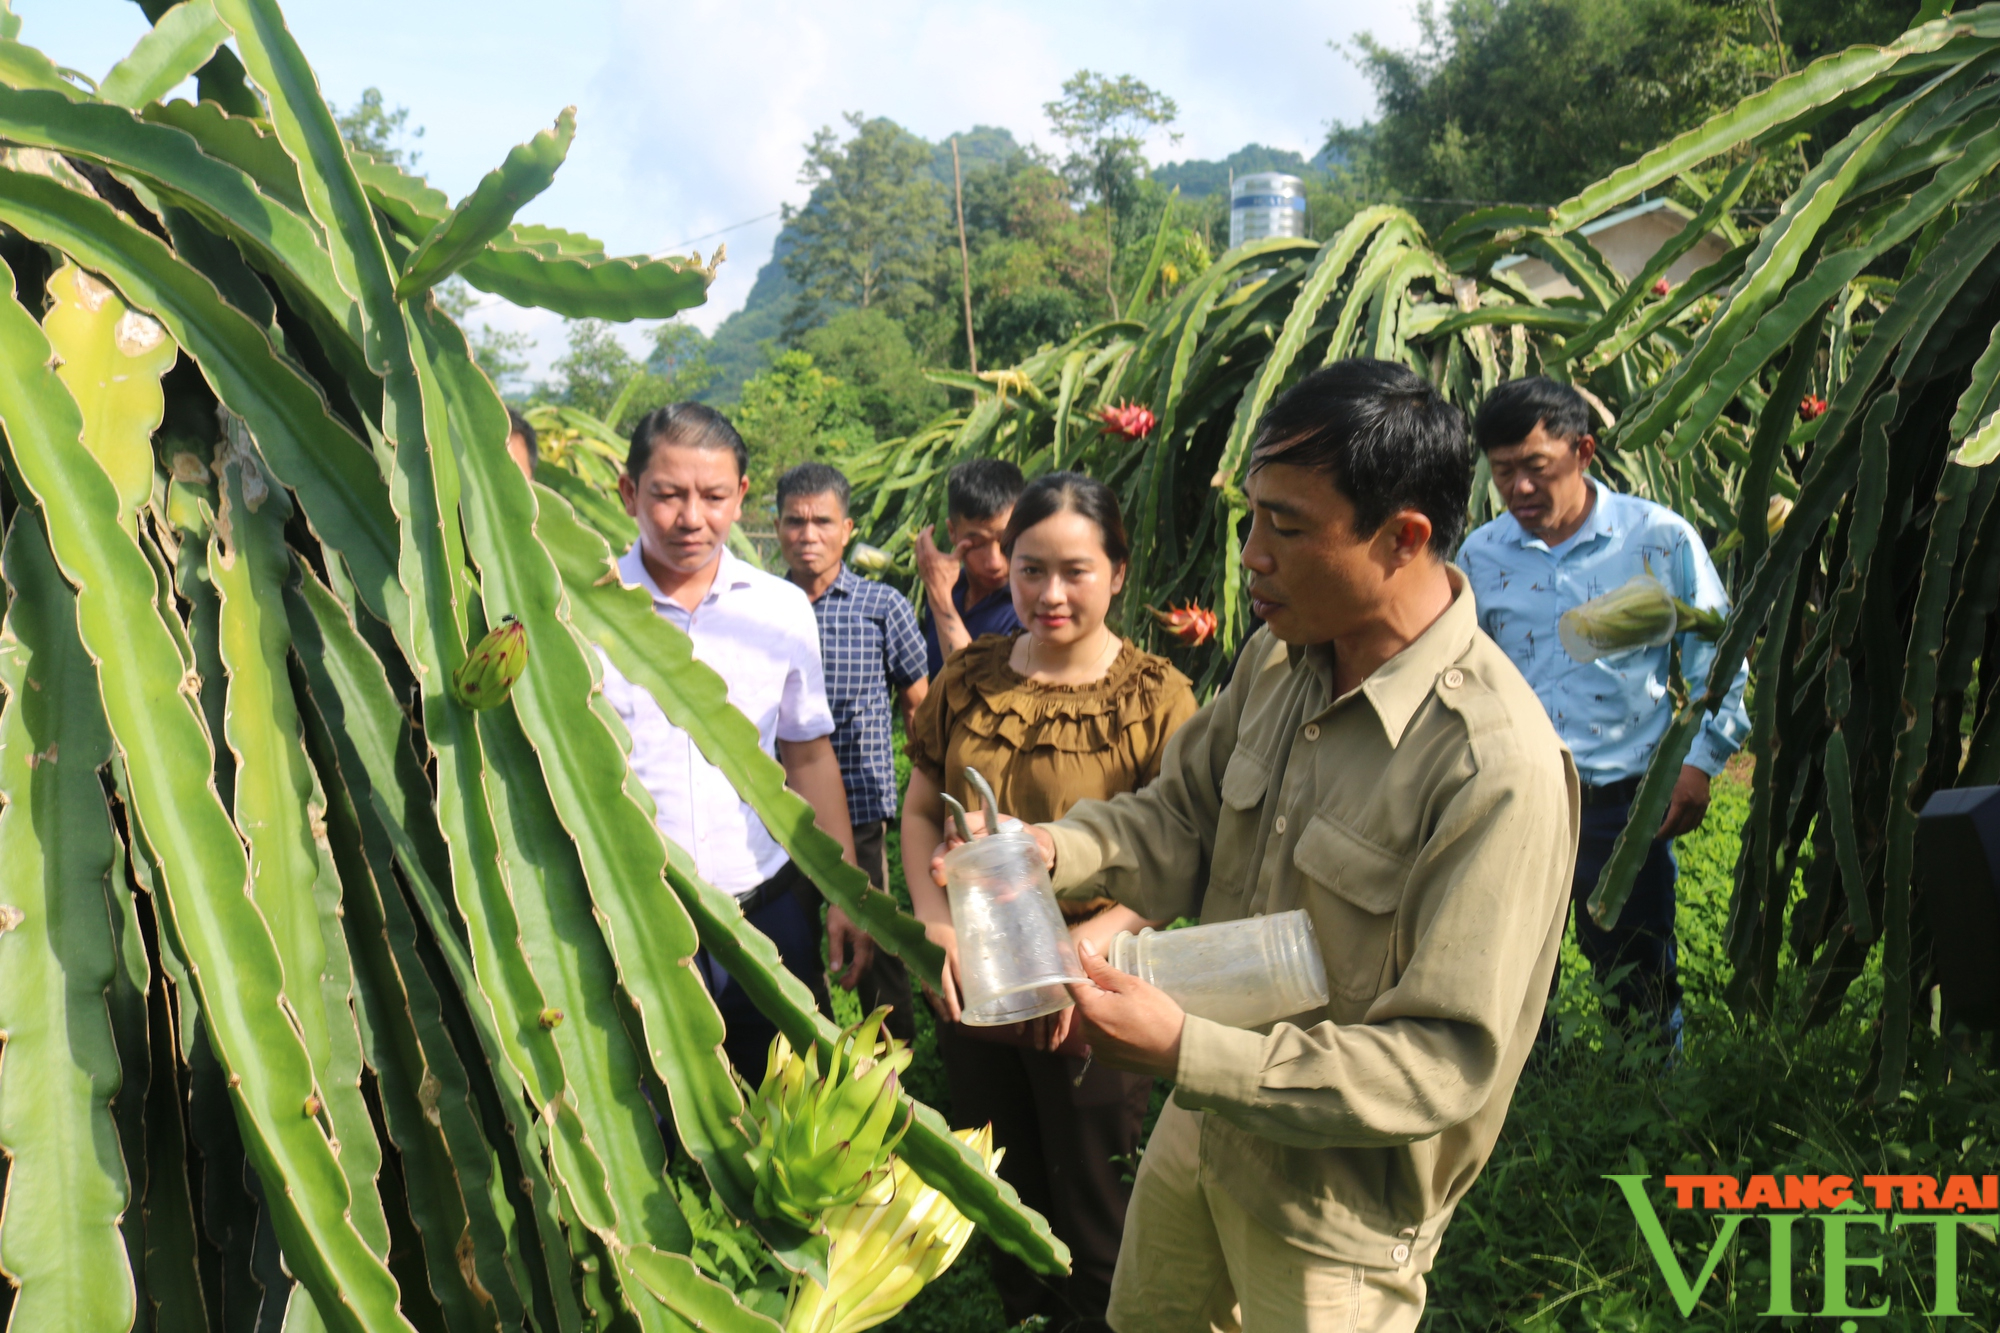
[1459,378,1749,1041]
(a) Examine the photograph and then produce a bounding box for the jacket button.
[1273,815,1289,835]
[1442,669,1464,689]
[1391,1243,1411,1265]
[1303,723,1320,741]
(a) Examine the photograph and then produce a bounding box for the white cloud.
[20,0,1420,374]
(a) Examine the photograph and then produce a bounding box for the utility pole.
[952,137,978,374]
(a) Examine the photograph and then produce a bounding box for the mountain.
[700,125,1025,406]
[699,133,1320,404]
[701,228,799,406]
[1152,143,1310,198]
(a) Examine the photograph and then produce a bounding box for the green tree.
[648,320,715,399]
[333,86,423,165]
[732,351,874,512]
[795,308,942,439]
[1337,0,1813,224]
[783,113,947,331]
[921,155,1113,367]
[435,278,535,398]
[1043,71,1179,315]
[536,318,714,432]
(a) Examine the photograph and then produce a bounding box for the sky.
[16,0,1422,379]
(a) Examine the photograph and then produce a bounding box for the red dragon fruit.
[1798,395,1828,422]
[1100,401,1157,440]
[1650,277,1671,297]
[1147,602,1217,648]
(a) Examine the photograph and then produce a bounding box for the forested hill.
[702,129,1325,404]
[514,0,1919,505]
[699,124,1018,402]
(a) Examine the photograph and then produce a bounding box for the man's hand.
[1065,940,1185,1079]
[1656,764,1713,840]
[825,905,875,990]
[928,815,1054,887]
[915,524,975,659]
[914,524,962,608]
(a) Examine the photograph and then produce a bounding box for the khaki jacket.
[1044,572,1578,1271]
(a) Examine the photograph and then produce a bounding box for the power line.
[660,209,782,255]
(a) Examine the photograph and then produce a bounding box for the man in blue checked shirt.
[1459,378,1749,1043]
[776,463,930,1040]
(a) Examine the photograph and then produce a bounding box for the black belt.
[1579,776,1642,808]
[736,864,800,917]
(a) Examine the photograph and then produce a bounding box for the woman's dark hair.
[1250,358,1470,554]
[626,402,748,481]
[1472,376,1593,453]
[1001,471,1130,567]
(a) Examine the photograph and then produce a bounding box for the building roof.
[1491,198,1734,302]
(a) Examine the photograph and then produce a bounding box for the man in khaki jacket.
[961,360,1578,1331]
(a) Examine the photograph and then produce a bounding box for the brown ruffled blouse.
[906,634,1199,917]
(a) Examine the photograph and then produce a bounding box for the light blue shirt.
[1458,477,1750,786]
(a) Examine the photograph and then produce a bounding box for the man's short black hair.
[775,462,851,517]
[1250,358,1471,555]
[1472,376,1593,453]
[947,458,1024,522]
[506,407,538,475]
[507,407,537,453]
[626,402,748,481]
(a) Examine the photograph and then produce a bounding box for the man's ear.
[1576,434,1599,469]
[618,472,638,517]
[1380,510,1435,567]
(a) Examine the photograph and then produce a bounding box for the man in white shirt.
[597,403,871,1080]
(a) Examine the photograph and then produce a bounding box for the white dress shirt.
[598,543,834,895]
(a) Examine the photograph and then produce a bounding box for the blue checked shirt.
[807,565,929,825]
[1458,477,1750,786]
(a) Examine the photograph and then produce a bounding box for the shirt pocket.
[1292,812,1410,1005]
[1206,748,1270,907]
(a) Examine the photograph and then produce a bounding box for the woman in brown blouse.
[902,471,1197,1331]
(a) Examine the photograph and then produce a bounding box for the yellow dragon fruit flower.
[782,1125,1002,1333]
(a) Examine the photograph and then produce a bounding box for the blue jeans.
[1565,801,1683,1041]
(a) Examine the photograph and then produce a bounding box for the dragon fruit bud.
[1147,602,1217,648]
[1559,573,1722,663]
[849,542,893,575]
[747,1010,913,1230]
[1558,575,1680,663]
[1650,277,1671,297]
[451,616,527,710]
[1099,401,1157,440]
[1765,494,1793,535]
[1798,395,1828,422]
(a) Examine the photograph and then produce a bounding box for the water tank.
[1230,172,1307,250]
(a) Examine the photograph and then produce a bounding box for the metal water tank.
[1230,172,1307,250]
